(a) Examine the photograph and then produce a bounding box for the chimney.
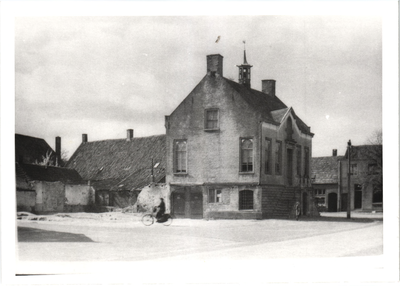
[55,136,61,166]
[262,80,276,97]
[127,129,134,141]
[82,134,88,144]
[333,149,337,157]
[206,54,223,76]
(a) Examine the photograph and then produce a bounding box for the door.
[189,192,203,218]
[172,192,185,217]
[354,184,362,209]
[328,193,337,212]
[302,192,308,215]
[286,149,293,186]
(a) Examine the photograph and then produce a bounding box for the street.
[17,212,383,262]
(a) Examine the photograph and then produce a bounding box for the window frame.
[275,140,282,175]
[296,145,302,176]
[304,146,310,178]
[351,163,358,176]
[240,137,254,173]
[173,139,188,174]
[208,188,222,204]
[239,190,254,210]
[264,138,272,175]
[204,108,220,131]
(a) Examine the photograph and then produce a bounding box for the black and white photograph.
[1,1,398,285]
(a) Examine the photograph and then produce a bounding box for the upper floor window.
[174,140,187,173]
[351,164,358,176]
[264,138,272,175]
[304,147,309,177]
[286,117,293,140]
[275,141,282,175]
[296,146,302,176]
[205,109,219,130]
[368,164,379,175]
[239,190,254,210]
[240,138,253,172]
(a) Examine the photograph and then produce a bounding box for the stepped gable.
[66,134,166,191]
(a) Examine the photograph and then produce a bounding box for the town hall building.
[165,52,317,219]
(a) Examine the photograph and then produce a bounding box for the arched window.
[241,138,253,172]
[239,190,254,210]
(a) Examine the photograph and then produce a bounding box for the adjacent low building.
[311,145,382,212]
[66,130,166,210]
[16,163,92,213]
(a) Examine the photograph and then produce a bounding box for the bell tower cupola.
[236,41,253,88]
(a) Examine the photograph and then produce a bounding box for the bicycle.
[141,211,173,226]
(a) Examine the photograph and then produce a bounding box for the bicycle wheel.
[163,214,173,226]
[142,214,154,226]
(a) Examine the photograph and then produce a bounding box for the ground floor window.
[208,189,222,203]
[239,190,254,210]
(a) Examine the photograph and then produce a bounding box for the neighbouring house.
[311,145,382,212]
[66,130,166,210]
[16,162,93,213]
[165,52,318,219]
[15,133,63,166]
[311,149,345,212]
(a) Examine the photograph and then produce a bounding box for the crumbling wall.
[136,183,170,213]
[16,189,36,212]
[41,181,65,213]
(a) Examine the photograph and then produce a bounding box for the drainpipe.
[347,140,352,219]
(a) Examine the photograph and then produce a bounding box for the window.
[208,189,222,203]
[368,164,378,175]
[275,141,282,175]
[205,109,219,130]
[296,146,302,176]
[264,138,272,174]
[286,117,293,140]
[174,140,187,173]
[351,164,358,175]
[304,147,309,178]
[240,138,254,172]
[239,190,254,210]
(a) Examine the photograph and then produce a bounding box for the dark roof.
[311,156,344,184]
[343,145,382,161]
[66,135,166,191]
[16,163,85,184]
[224,78,313,136]
[15,134,55,164]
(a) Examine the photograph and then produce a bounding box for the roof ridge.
[82,134,166,144]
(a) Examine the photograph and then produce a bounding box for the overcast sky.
[15,15,382,158]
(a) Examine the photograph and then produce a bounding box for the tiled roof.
[343,145,382,161]
[224,78,313,136]
[15,134,55,164]
[16,163,85,184]
[311,156,344,184]
[66,135,166,191]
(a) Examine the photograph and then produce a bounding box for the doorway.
[354,184,362,209]
[328,192,338,212]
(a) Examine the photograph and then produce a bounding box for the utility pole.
[347,140,352,219]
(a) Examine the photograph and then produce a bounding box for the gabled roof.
[311,156,344,184]
[224,78,313,136]
[16,163,85,184]
[66,135,166,191]
[15,134,55,164]
[343,145,382,161]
